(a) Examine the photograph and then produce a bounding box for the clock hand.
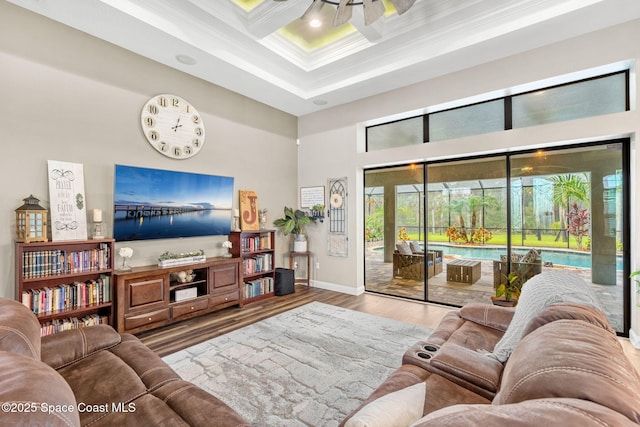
[172,117,183,132]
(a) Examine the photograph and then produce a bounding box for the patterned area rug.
[163,302,432,426]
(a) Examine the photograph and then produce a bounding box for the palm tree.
[445,194,498,243]
[468,194,499,238]
[549,174,590,243]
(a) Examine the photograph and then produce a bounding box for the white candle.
[234,209,240,217]
[93,208,103,222]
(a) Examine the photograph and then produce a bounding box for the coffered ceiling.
[8,0,640,116]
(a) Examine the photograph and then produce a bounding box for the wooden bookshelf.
[229,230,276,304]
[15,239,115,336]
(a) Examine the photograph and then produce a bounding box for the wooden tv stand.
[114,257,242,334]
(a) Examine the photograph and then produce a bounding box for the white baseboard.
[630,328,640,348]
[310,280,365,296]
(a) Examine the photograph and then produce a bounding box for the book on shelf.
[243,276,274,299]
[21,274,111,316]
[21,243,111,279]
[242,253,273,276]
[39,313,108,337]
[240,233,272,252]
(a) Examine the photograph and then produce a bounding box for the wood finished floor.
[137,286,640,372]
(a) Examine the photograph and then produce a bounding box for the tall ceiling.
[8,0,640,116]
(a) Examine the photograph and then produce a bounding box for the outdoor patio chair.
[393,247,442,281]
[493,249,542,287]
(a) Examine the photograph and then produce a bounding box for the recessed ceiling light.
[309,18,322,28]
[176,54,197,65]
[313,99,328,105]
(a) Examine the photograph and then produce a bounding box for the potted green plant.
[491,272,521,307]
[273,207,317,252]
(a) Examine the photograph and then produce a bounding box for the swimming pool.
[385,243,623,270]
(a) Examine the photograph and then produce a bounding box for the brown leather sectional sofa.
[0,297,249,427]
[342,281,640,426]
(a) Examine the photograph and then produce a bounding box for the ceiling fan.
[275,0,417,26]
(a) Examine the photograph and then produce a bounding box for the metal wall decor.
[327,177,347,257]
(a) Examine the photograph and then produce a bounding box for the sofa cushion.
[490,271,601,362]
[430,343,503,393]
[344,382,426,427]
[494,319,640,423]
[520,248,541,264]
[397,241,412,255]
[41,324,121,369]
[412,398,637,427]
[0,298,41,359]
[459,303,515,333]
[0,351,80,427]
[521,302,614,337]
[340,364,491,426]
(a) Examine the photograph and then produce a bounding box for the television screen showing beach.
[113,165,234,241]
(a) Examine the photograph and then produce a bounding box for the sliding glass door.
[425,157,507,306]
[510,143,627,332]
[363,140,628,334]
[364,164,426,300]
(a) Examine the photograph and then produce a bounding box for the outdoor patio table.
[446,259,481,284]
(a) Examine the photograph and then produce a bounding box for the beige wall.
[0,2,298,299]
[298,19,640,336]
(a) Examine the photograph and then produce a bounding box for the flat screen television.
[113,164,234,241]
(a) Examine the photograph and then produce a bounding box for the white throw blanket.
[489,271,602,362]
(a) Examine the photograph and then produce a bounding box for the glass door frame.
[363,138,631,336]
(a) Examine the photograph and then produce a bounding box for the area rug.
[163,302,432,427]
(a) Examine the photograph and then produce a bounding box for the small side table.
[288,251,311,286]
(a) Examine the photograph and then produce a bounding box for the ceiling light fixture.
[295,0,416,27]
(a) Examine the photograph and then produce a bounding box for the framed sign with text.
[300,186,325,209]
[47,160,88,241]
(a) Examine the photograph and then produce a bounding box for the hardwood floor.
[137,285,640,372]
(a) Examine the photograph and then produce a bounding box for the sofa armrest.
[459,303,515,332]
[41,324,122,369]
[0,351,80,427]
[0,298,41,359]
[430,343,504,393]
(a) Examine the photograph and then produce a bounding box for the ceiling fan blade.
[362,0,385,25]
[301,0,325,20]
[332,0,353,26]
[389,0,416,15]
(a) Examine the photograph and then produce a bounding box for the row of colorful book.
[242,253,273,276]
[21,275,111,316]
[243,277,274,299]
[240,234,272,252]
[22,245,111,279]
[40,314,109,337]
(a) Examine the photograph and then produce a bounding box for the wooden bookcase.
[15,239,115,336]
[114,257,242,334]
[229,230,276,304]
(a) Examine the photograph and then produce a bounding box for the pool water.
[385,243,623,270]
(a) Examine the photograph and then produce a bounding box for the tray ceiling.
[8,0,640,116]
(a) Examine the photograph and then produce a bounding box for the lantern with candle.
[15,195,48,243]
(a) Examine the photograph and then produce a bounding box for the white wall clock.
[140,94,205,159]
